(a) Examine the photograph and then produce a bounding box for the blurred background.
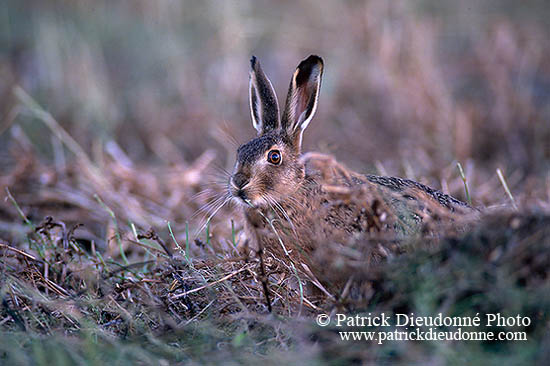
[1,0,550,241]
[2,3,550,363]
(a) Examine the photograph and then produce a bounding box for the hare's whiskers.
[272,188,307,211]
[191,187,221,201]
[263,195,287,227]
[265,200,283,224]
[191,193,227,220]
[266,196,297,235]
[211,163,233,178]
[193,193,232,238]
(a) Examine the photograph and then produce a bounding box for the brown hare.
[229,55,476,262]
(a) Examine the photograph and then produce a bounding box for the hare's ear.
[249,56,280,135]
[281,55,323,149]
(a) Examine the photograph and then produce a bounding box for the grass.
[1,0,550,364]
[2,125,548,364]
[3,205,548,364]
[497,168,519,211]
[456,162,472,206]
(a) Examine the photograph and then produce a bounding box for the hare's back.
[364,175,471,212]
[301,152,473,214]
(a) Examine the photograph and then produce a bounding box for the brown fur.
[230,55,478,266]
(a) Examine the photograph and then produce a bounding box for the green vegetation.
[1,1,549,364]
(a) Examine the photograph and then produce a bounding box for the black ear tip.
[295,56,324,84]
[250,55,257,69]
[297,55,324,74]
[306,55,324,65]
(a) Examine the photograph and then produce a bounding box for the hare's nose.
[232,173,249,189]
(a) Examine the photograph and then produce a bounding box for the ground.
[1,1,549,364]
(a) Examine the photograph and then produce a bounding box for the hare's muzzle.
[230,173,250,201]
[232,173,249,189]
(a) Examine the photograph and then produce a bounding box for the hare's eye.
[267,150,282,165]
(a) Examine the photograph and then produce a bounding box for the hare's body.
[240,152,473,259]
[230,55,475,259]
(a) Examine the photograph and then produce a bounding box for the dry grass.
[1,0,550,364]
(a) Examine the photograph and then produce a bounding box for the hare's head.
[229,55,323,207]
